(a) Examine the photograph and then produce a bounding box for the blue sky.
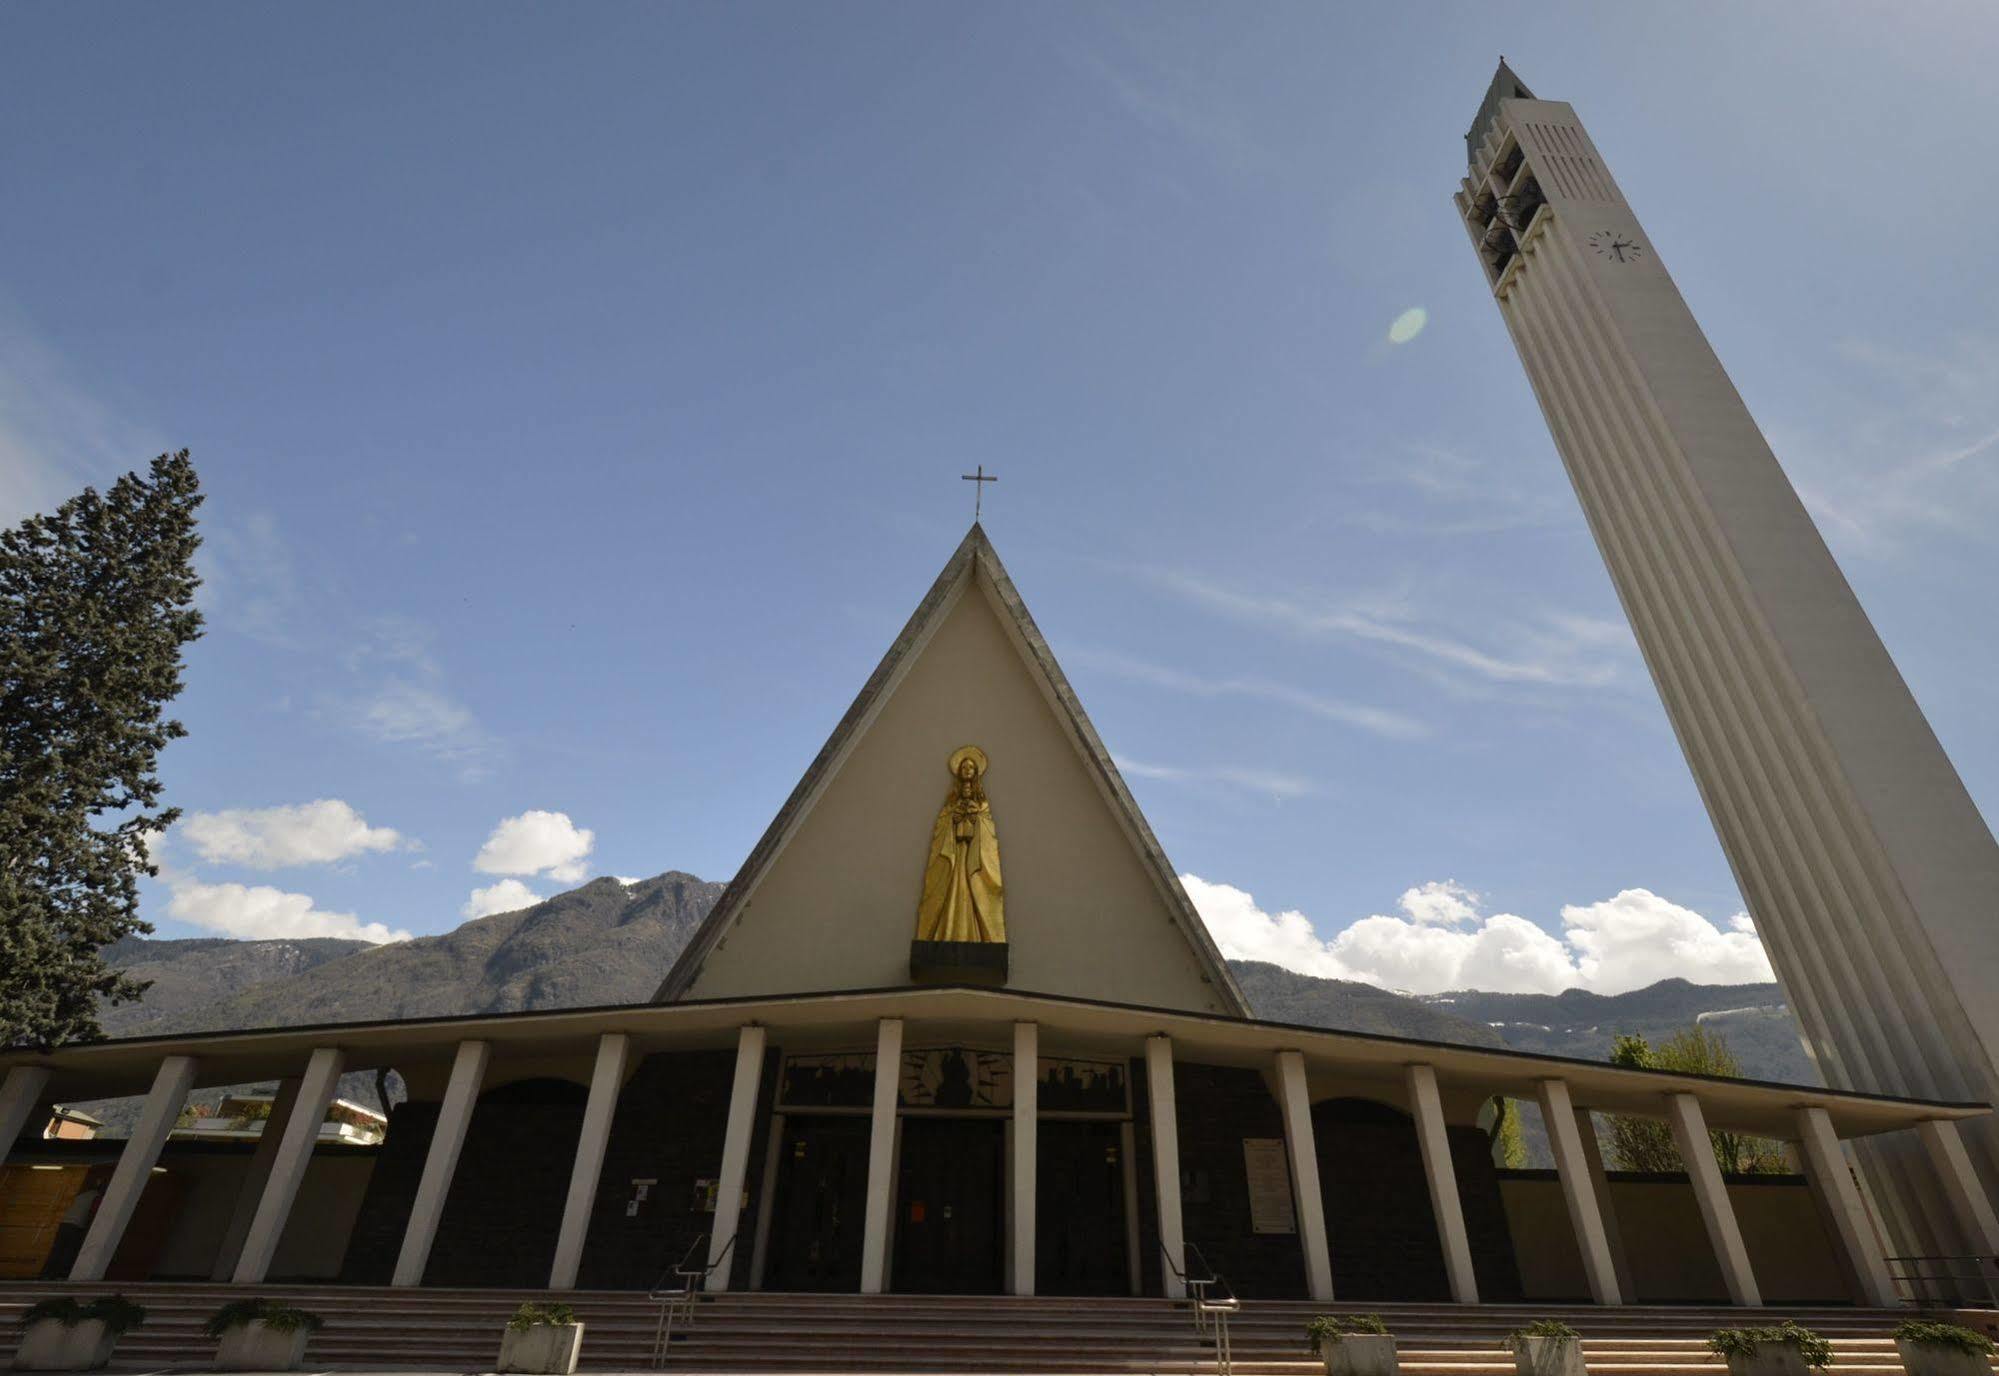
[6,4,1997,994]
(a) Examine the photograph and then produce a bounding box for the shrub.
[83,1296,147,1336]
[18,1298,86,1329]
[507,1303,578,1332]
[1307,1314,1391,1345]
[1893,1323,1995,1357]
[1708,1322,1833,1370]
[203,1298,325,1339]
[1510,1319,1582,1349]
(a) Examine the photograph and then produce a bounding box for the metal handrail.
[650,1233,737,1366]
[1160,1239,1240,1374]
[1886,1254,1999,1308]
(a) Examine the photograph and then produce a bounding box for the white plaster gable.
[656,525,1247,1017]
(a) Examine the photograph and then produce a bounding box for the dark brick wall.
[1312,1097,1521,1302]
[342,1053,783,1291]
[425,1078,589,1287]
[1174,1062,1308,1299]
[341,1100,439,1283]
[576,1047,780,1291]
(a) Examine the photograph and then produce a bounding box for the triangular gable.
[656,524,1250,1017]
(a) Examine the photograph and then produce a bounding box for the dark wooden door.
[892,1117,1003,1294]
[1037,1119,1129,1294]
[763,1115,871,1292]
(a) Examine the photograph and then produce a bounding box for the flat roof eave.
[4,984,1983,1142]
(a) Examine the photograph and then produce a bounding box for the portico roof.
[3,984,1982,1143]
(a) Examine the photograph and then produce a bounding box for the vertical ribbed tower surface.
[1455,61,1999,1258]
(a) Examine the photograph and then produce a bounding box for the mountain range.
[79,870,1816,1138]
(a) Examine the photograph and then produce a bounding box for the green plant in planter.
[15,1296,145,1336]
[82,1296,147,1336]
[1708,1322,1833,1370]
[506,1303,579,1333]
[1893,1323,1996,1357]
[1308,1315,1391,1346]
[1510,1320,1582,1350]
[203,1298,325,1339]
[18,1298,87,1329]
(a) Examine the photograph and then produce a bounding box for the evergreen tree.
[1604,1028,1789,1175]
[2,452,204,1047]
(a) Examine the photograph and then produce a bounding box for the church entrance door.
[1036,1119,1129,1294]
[763,1114,871,1292]
[892,1117,1003,1294]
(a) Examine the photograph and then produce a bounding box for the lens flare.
[1387,307,1428,345]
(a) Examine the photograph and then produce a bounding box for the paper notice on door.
[1242,1138,1296,1234]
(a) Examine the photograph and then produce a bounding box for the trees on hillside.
[1605,1027,1789,1175]
[1,452,204,1048]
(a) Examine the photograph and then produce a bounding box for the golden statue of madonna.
[914,745,1005,944]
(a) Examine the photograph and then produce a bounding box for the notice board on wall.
[1242,1138,1296,1234]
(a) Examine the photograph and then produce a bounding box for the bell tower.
[1456,61,1999,1259]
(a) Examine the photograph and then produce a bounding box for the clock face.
[1588,229,1644,264]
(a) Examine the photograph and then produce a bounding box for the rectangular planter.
[1514,1337,1587,1376]
[1721,1345,1812,1376]
[498,1322,584,1375]
[1322,1334,1400,1376]
[12,1319,116,1372]
[1894,1341,1995,1376]
[213,1321,311,1372]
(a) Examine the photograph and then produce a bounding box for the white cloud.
[462,879,542,918]
[474,810,596,883]
[1184,874,1774,996]
[1143,567,1629,690]
[165,877,410,944]
[0,314,164,528]
[1115,755,1315,801]
[1560,891,1776,993]
[179,800,405,869]
[1397,880,1480,927]
[1077,650,1427,740]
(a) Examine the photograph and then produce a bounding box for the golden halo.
[948,744,989,778]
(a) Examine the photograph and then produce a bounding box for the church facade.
[1,526,1994,1309]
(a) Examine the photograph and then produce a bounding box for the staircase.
[0,1282,1980,1373]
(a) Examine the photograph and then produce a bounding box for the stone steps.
[0,1282,1956,1375]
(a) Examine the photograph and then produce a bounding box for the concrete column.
[859,1017,904,1294]
[1145,1035,1186,1299]
[212,1075,303,1279]
[1573,1106,1637,1302]
[548,1031,631,1290]
[1011,1021,1038,1296]
[1273,1050,1334,1301]
[0,1066,52,1167]
[705,1025,768,1292]
[392,1040,490,1287]
[1918,1118,1999,1255]
[233,1046,345,1283]
[1407,1064,1478,1304]
[1795,1107,1898,1307]
[71,1055,197,1281]
[1537,1078,1623,1304]
[1665,1092,1761,1306]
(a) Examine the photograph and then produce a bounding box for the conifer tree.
[1,451,204,1047]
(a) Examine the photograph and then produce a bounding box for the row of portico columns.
[29,1029,1999,1305]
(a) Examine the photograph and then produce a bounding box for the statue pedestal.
[910,940,1008,987]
